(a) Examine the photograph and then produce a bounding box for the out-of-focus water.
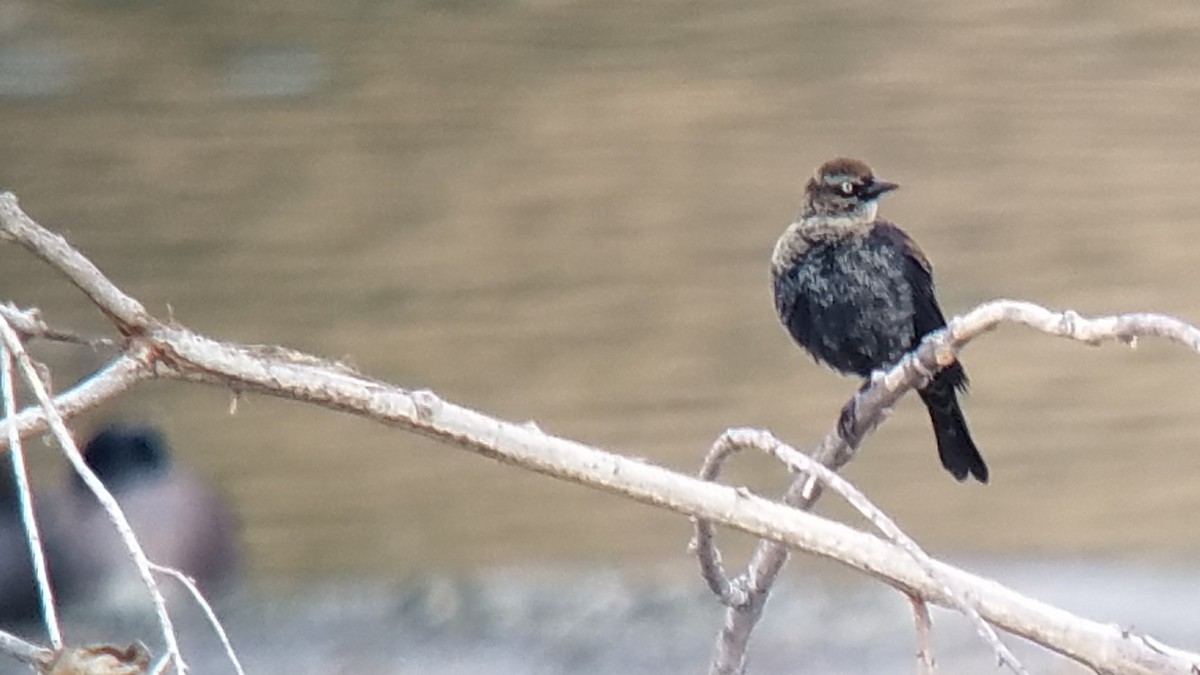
[3,0,1200,589]
[3,560,1197,675]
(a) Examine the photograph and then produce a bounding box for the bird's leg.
[837,400,859,446]
[837,381,871,447]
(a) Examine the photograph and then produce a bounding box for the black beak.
[863,180,899,199]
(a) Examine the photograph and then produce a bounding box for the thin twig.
[3,192,1199,675]
[0,629,52,670]
[698,428,1027,674]
[0,319,185,673]
[689,518,745,607]
[692,439,749,607]
[0,195,152,332]
[150,563,246,675]
[0,303,117,348]
[0,335,62,648]
[908,593,936,675]
[766,431,1024,674]
[0,354,150,444]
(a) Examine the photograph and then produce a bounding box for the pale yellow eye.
[839,181,854,195]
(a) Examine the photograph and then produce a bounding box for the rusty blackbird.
[770,157,987,482]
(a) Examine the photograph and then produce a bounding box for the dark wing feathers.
[872,222,968,391]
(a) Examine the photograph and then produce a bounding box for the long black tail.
[918,376,988,483]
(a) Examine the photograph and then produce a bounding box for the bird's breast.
[773,239,917,376]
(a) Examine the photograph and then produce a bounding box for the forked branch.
[2,193,1198,675]
[698,299,1200,675]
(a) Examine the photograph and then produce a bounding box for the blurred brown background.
[3,0,1200,591]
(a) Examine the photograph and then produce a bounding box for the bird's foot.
[837,399,861,447]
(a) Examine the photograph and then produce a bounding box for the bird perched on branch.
[770,157,988,482]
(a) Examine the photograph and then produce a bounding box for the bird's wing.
[871,222,945,336]
[872,222,968,389]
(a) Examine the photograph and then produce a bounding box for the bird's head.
[77,425,171,492]
[803,157,899,222]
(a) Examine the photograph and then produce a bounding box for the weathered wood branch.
[695,429,1028,674]
[700,302,1200,675]
[2,192,1198,675]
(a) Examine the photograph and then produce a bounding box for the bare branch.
[692,437,751,607]
[1,337,62,648]
[0,628,53,670]
[3,192,1199,675]
[1,354,150,442]
[149,564,246,675]
[0,318,185,673]
[908,594,936,675]
[0,303,117,348]
[698,429,1027,674]
[703,301,1200,675]
[0,195,151,333]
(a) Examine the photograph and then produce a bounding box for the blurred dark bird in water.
[47,424,240,610]
[770,157,988,482]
